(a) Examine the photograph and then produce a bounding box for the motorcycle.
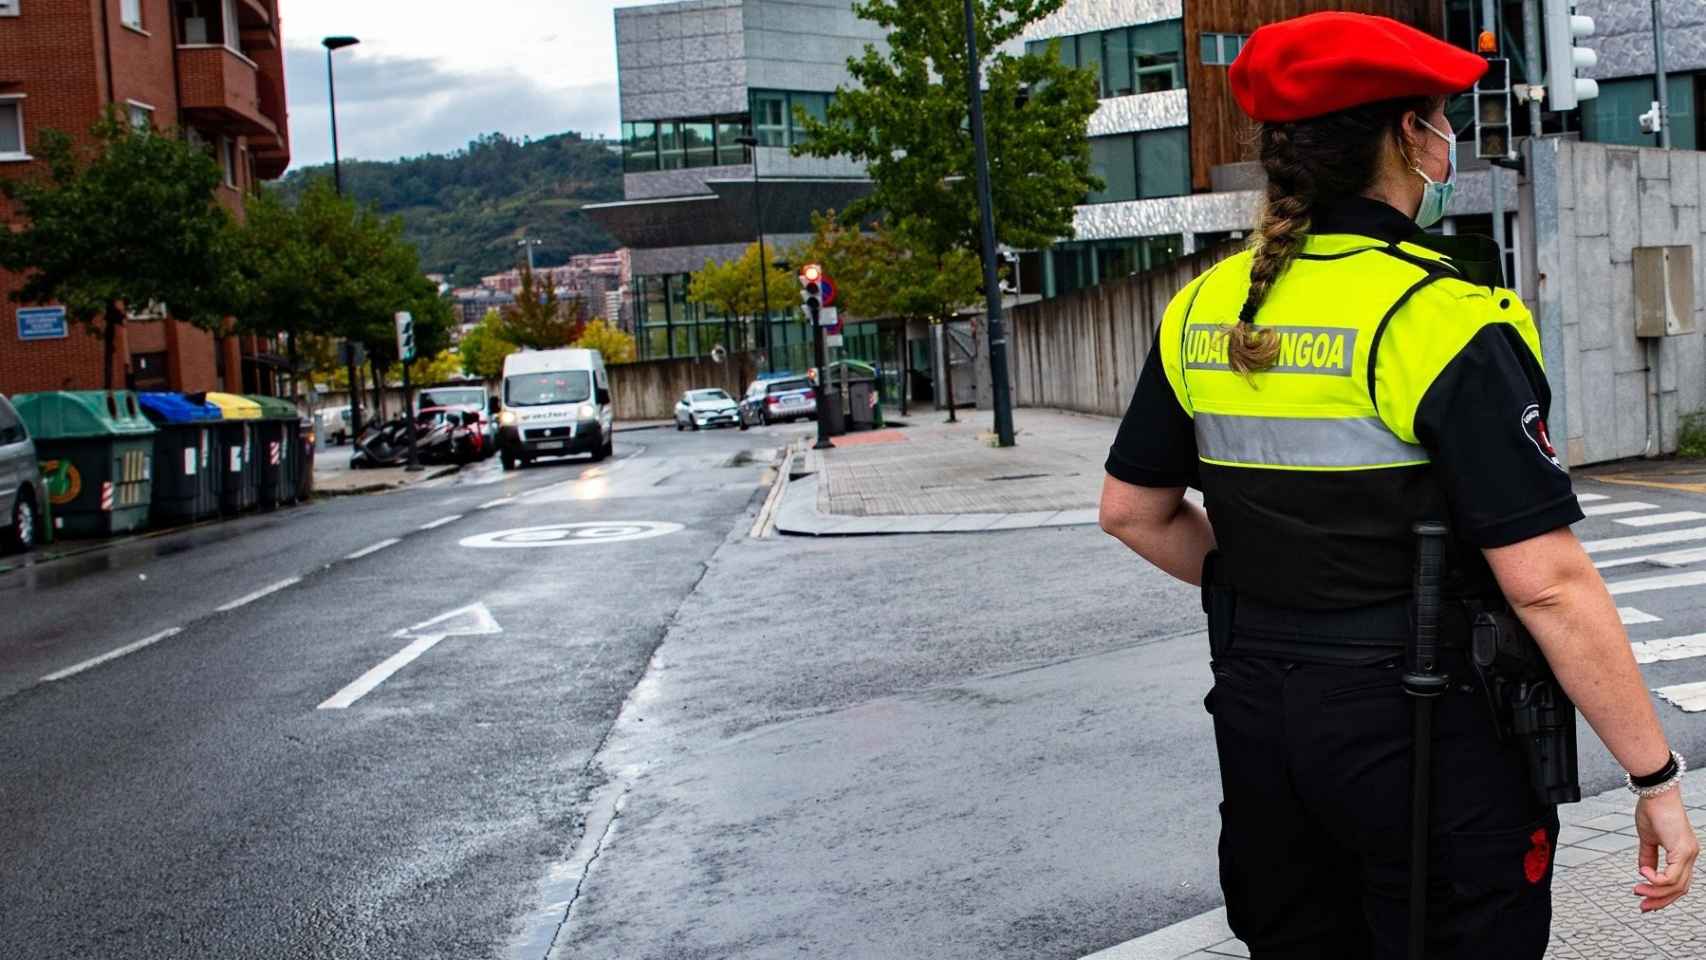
[350,413,462,468]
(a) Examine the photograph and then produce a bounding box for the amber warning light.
[1477,30,1497,54]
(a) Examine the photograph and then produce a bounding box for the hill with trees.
[275,132,623,285]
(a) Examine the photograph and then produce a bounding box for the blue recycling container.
[137,393,222,525]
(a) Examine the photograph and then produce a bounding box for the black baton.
[1405,522,1451,960]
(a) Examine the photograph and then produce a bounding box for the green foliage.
[460,308,517,380]
[572,318,637,365]
[793,0,1100,256]
[0,117,237,386]
[499,264,587,350]
[408,350,464,386]
[1680,411,1706,459]
[273,132,622,285]
[687,242,794,322]
[789,212,982,323]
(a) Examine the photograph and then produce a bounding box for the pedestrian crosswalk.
[1576,486,1706,712]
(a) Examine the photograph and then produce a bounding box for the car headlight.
[498,410,517,426]
[577,403,596,419]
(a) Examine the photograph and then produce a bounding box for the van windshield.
[419,388,485,410]
[506,371,592,407]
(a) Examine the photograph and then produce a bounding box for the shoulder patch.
[1522,403,1565,472]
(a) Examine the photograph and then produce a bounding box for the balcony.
[176,45,276,138]
[237,0,278,51]
[251,69,291,180]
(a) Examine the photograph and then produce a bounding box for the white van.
[496,348,614,470]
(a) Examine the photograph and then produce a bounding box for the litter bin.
[848,380,878,430]
[818,387,847,437]
[206,392,261,514]
[247,395,300,509]
[12,391,157,538]
[137,392,222,525]
[295,415,317,500]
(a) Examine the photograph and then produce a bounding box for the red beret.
[1229,12,1488,123]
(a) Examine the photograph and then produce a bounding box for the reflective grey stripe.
[1195,413,1429,468]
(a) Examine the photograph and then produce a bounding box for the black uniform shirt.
[1106,198,1583,608]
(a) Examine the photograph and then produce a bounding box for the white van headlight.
[498,410,517,426]
[577,403,596,419]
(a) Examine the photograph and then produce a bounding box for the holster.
[1471,610,1582,806]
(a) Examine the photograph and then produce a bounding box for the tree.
[460,308,517,380]
[572,319,636,364]
[498,263,587,350]
[408,349,463,386]
[793,0,1100,257]
[0,117,238,390]
[688,242,795,357]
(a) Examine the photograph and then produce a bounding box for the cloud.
[282,45,619,170]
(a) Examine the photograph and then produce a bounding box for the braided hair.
[1227,95,1445,378]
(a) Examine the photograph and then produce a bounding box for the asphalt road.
[0,423,798,960]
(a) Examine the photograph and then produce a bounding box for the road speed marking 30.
[459,521,684,549]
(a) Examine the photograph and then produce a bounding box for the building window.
[1084,127,1189,204]
[658,121,684,170]
[220,136,237,187]
[749,90,832,148]
[682,120,715,168]
[715,116,749,165]
[622,121,658,173]
[0,98,25,159]
[1027,20,1182,98]
[0,1,18,18]
[1200,32,1247,66]
[1048,235,1182,295]
[121,0,142,29]
[127,101,154,131]
[1581,74,1698,151]
[623,115,750,173]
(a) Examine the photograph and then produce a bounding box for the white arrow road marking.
[1583,501,1657,517]
[318,602,503,710]
[1655,681,1706,712]
[42,628,182,682]
[1606,570,1706,596]
[1616,511,1706,528]
[1620,607,1662,625]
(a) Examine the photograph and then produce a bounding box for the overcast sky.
[281,1,653,170]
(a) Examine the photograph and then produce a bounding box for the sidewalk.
[311,453,458,496]
[1094,771,1706,959]
[777,407,1124,535]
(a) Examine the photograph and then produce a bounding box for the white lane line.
[42,628,182,682]
[1576,492,1610,502]
[1620,607,1662,625]
[1616,511,1706,528]
[420,514,463,530]
[479,497,516,510]
[216,577,302,612]
[1633,633,1706,665]
[318,635,442,710]
[344,538,401,560]
[1596,545,1706,571]
[1582,526,1706,554]
[1606,570,1706,597]
[1655,681,1706,712]
[1582,501,1658,517]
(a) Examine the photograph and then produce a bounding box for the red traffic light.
[800,263,823,282]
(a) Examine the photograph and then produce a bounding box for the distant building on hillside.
[478,251,630,321]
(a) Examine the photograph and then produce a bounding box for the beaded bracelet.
[1627,751,1687,799]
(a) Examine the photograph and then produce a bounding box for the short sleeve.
[1413,324,1582,547]
[1106,340,1200,488]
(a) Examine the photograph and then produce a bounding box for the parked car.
[321,405,352,445]
[674,389,740,430]
[738,376,817,429]
[0,394,46,553]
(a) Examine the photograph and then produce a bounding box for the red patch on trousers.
[1523,828,1551,883]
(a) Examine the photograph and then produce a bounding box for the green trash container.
[247,395,299,509]
[12,391,157,538]
[137,392,222,525]
[207,392,261,514]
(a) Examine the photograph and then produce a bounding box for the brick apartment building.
[0,0,292,396]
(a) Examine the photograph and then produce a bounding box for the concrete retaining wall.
[609,354,760,420]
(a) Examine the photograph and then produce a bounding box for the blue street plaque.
[17,306,68,341]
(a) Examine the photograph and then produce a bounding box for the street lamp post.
[735,134,772,373]
[517,237,543,273]
[322,35,361,436]
[961,0,1016,447]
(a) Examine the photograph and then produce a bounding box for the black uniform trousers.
[1206,650,1558,959]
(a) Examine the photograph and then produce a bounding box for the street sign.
[394,311,416,362]
[17,306,67,341]
[826,333,845,347]
[819,306,839,328]
[819,276,838,307]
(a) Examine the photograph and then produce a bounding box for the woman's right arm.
[1484,529,1698,912]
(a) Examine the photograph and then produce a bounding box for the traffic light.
[1543,0,1598,111]
[798,263,822,323]
[394,311,415,362]
[1474,58,1513,159]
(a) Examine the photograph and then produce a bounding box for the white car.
[674,389,740,430]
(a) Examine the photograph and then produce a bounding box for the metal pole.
[752,164,773,374]
[1522,0,1544,137]
[1482,0,1509,281]
[1653,0,1672,149]
[327,49,344,197]
[812,304,831,450]
[962,0,1015,447]
[402,360,421,471]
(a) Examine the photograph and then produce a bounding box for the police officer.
[1098,11,1698,958]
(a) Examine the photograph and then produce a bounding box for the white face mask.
[1410,117,1457,229]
